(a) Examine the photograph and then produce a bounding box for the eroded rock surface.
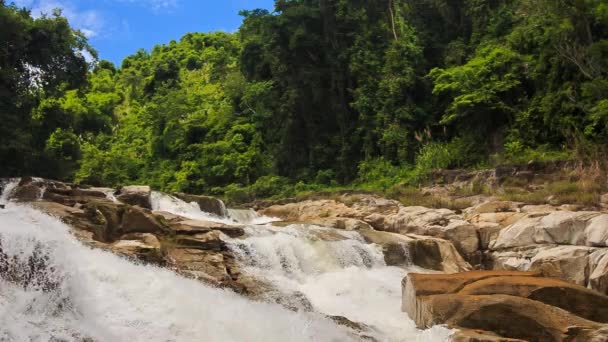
[403,271,608,341]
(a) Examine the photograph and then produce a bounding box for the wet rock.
[165,248,232,286]
[359,230,471,273]
[174,193,226,217]
[173,231,225,251]
[119,205,168,237]
[11,183,43,201]
[115,185,151,209]
[111,233,163,264]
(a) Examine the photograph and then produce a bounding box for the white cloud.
[116,0,178,11]
[14,0,104,38]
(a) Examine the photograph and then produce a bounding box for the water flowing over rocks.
[3,176,608,341]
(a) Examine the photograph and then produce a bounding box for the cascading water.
[0,181,452,341]
[150,191,236,224]
[150,191,278,225]
[0,205,358,341]
[224,225,452,341]
[226,208,280,225]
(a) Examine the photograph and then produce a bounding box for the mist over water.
[0,204,357,342]
[225,225,452,341]
[0,180,452,341]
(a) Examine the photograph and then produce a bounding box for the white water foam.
[151,191,279,225]
[227,208,280,225]
[0,179,20,204]
[150,191,236,224]
[0,204,358,342]
[225,225,453,342]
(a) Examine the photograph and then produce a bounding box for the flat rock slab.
[170,219,245,238]
[402,271,608,341]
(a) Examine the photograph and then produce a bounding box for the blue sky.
[12,0,275,65]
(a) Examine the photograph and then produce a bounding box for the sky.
[11,0,275,65]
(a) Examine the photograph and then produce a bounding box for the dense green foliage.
[0,1,95,178]
[2,0,608,199]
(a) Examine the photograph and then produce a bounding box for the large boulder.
[402,271,608,341]
[260,200,359,221]
[111,233,162,263]
[169,219,245,238]
[528,245,595,286]
[491,211,604,250]
[365,206,479,260]
[359,230,471,273]
[174,193,226,217]
[589,249,608,295]
[115,185,152,209]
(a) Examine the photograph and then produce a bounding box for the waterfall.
[0,183,452,341]
[150,191,235,224]
[0,179,19,204]
[224,225,452,341]
[226,208,280,225]
[150,191,278,225]
[0,204,361,342]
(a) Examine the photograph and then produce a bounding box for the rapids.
[0,180,452,341]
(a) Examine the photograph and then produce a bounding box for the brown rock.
[358,230,471,273]
[365,206,479,260]
[111,233,162,263]
[174,193,226,217]
[119,206,167,237]
[115,185,151,209]
[170,219,244,238]
[402,271,608,341]
[174,231,225,251]
[165,248,231,285]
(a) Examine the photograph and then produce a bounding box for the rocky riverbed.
[2,176,608,341]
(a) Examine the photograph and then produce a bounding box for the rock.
[486,245,551,271]
[589,249,608,295]
[174,193,226,217]
[359,230,471,273]
[170,219,245,238]
[491,211,603,250]
[174,231,225,251]
[451,329,526,342]
[586,214,608,247]
[119,206,168,238]
[32,201,102,234]
[308,217,373,231]
[529,246,595,286]
[466,201,522,215]
[165,248,232,286]
[519,204,557,213]
[11,183,43,201]
[260,200,359,221]
[0,204,4,209]
[468,212,526,250]
[365,206,479,260]
[402,271,608,341]
[111,233,162,263]
[115,185,151,209]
